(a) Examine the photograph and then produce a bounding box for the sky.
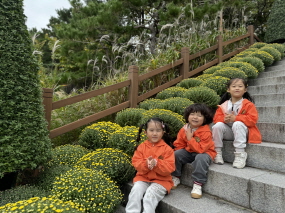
[23,0,71,30]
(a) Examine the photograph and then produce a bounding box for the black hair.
[135,117,173,150]
[184,103,213,125]
[219,78,254,104]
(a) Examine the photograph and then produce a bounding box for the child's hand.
[225,112,236,123]
[147,156,157,170]
[185,124,193,141]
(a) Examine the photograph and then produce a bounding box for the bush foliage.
[212,67,247,80]
[115,108,146,127]
[218,61,258,78]
[201,76,229,96]
[232,56,265,73]
[176,78,203,89]
[155,87,187,99]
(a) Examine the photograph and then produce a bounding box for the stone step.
[222,141,285,173]
[181,163,285,213]
[123,183,257,213]
[265,60,285,72]
[257,69,285,78]
[257,122,285,143]
[248,84,285,95]
[251,93,285,106]
[256,106,285,123]
[248,76,285,86]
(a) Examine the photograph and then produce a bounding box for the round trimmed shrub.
[249,50,274,66]
[232,56,265,73]
[48,144,90,167]
[212,67,247,79]
[201,76,230,96]
[0,197,83,213]
[0,185,48,207]
[218,61,258,78]
[243,48,259,53]
[140,109,184,138]
[203,66,222,74]
[52,167,122,213]
[76,148,135,185]
[250,42,267,49]
[196,74,213,81]
[267,43,285,57]
[176,78,203,89]
[139,98,164,110]
[115,108,146,127]
[183,86,220,108]
[107,126,146,156]
[260,46,282,62]
[35,165,72,191]
[162,97,194,115]
[234,51,252,58]
[78,122,121,150]
[156,87,187,99]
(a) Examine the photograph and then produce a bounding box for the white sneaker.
[191,184,202,199]
[214,151,224,165]
[233,152,247,169]
[171,176,180,189]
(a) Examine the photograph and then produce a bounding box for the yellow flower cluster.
[51,167,122,213]
[0,197,83,212]
[156,86,187,99]
[76,148,135,185]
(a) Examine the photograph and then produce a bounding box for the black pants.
[171,149,212,184]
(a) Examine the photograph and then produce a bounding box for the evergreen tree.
[0,0,52,177]
[264,0,285,43]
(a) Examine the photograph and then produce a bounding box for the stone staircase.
[119,58,285,213]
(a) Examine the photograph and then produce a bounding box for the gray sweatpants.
[212,121,248,152]
[172,149,212,184]
[125,181,167,213]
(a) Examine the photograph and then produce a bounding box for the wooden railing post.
[42,88,53,130]
[180,47,190,79]
[128,65,139,108]
[216,35,223,64]
[248,25,254,46]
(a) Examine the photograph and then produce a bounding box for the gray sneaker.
[171,176,180,189]
[214,151,224,165]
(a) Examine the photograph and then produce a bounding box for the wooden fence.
[43,25,260,138]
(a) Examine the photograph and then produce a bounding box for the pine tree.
[0,0,52,178]
[264,0,285,43]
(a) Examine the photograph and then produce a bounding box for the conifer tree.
[0,0,52,178]
[264,0,285,43]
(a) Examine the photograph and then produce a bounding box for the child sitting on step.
[212,78,262,169]
[125,117,175,213]
[171,103,216,199]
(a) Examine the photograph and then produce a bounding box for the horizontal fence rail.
[43,25,259,138]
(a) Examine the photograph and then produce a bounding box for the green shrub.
[0,185,48,206]
[201,76,230,96]
[260,46,282,62]
[0,1,52,177]
[115,108,146,127]
[162,97,194,115]
[155,87,187,99]
[196,74,213,81]
[0,197,83,213]
[183,86,220,108]
[139,98,164,110]
[242,48,259,53]
[140,109,184,138]
[218,61,258,78]
[76,148,135,185]
[212,67,247,79]
[264,0,285,43]
[234,51,252,58]
[51,167,122,213]
[107,126,146,156]
[35,165,72,191]
[78,121,121,150]
[48,144,90,167]
[250,42,267,49]
[232,56,265,73]
[203,66,222,74]
[267,43,285,57]
[176,78,203,89]
[249,50,275,66]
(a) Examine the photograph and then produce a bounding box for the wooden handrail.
[43,25,260,138]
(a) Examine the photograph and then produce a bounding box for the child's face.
[145,121,164,143]
[188,111,204,128]
[227,79,247,99]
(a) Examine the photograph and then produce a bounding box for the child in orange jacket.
[125,117,175,213]
[171,103,216,199]
[212,78,261,169]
